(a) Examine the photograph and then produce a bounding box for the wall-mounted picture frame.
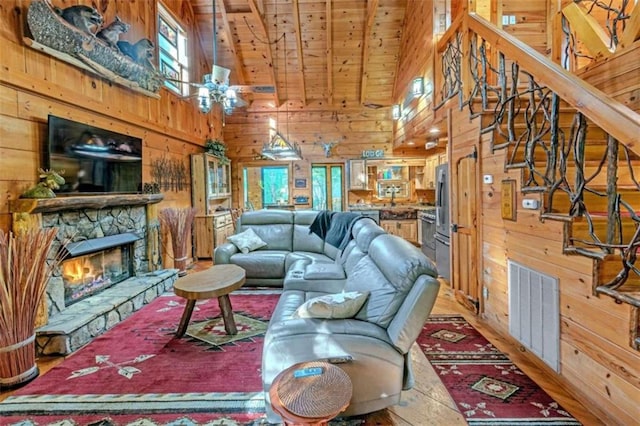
[294,178,307,188]
[501,179,516,221]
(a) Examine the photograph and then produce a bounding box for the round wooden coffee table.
[173,264,246,337]
[269,361,352,426]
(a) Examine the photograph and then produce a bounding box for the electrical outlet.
[483,174,493,184]
[522,199,539,209]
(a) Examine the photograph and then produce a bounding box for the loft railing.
[434,13,640,306]
[560,0,638,71]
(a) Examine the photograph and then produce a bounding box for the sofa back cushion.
[344,234,437,328]
[292,210,325,253]
[237,210,294,251]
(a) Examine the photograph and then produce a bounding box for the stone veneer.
[37,269,178,355]
[43,205,153,317]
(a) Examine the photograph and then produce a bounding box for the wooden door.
[449,107,482,314]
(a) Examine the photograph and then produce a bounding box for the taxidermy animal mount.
[315,141,339,158]
[55,5,103,35]
[117,38,156,70]
[97,16,130,49]
[21,169,65,199]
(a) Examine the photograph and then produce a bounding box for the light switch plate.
[522,199,539,209]
[483,174,493,184]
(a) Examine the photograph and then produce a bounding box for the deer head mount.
[314,141,339,158]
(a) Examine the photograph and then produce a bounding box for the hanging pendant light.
[260,29,302,161]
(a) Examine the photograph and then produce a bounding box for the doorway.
[450,108,482,314]
[311,164,344,211]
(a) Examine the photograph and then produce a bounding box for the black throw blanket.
[309,211,364,249]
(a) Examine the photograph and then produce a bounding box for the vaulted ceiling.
[190,0,408,111]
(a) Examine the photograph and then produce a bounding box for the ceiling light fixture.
[260,16,302,161]
[197,1,238,115]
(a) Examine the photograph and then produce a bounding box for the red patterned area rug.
[0,292,281,426]
[418,315,581,425]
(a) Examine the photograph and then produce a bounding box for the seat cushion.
[230,251,288,278]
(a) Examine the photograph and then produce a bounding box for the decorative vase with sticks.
[158,207,196,276]
[0,228,61,389]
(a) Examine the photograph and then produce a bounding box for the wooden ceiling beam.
[326,0,333,106]
[247,0,280,106]
[217,0,246,86]
[360,0,379,105]
[619,3,640,49]
[292,0,307,106]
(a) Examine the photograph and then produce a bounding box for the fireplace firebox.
[60,233,140,306]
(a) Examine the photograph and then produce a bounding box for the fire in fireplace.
[61,233,140,306]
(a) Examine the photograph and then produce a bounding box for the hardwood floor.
[0,267,603,425]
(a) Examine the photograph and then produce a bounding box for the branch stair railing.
[435,12,640,350]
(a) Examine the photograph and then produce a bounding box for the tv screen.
[46,115,143,194]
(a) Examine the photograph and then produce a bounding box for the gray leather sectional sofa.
[214,210,339,286]
[214,209,440,422]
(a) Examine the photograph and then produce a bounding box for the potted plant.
[0,228,61,388]
[204,138,230,165]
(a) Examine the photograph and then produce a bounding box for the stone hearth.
[37,269,178,355]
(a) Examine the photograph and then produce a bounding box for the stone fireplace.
[9,194,179,355]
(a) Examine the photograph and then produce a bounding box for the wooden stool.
[270,361,353,426]
[173,264,245,337]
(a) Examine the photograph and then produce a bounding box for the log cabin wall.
[437,4,640,424]
[395,0,640,422]
[223,107,400,207]
[392,0,435,147]
[0,0,219,235]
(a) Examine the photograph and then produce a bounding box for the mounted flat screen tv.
[46,115,143,194]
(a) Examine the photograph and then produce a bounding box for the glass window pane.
[261,167,289,205]
[331,166,343,212]
[312,167,327,210]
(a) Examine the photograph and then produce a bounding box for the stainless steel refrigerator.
[435,164,450,281]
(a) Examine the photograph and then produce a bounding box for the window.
[242,165,290,209]
[157,3,189,96]
[312,164,343,211]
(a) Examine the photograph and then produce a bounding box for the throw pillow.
[227,228,267,254]
[293,291,369,319]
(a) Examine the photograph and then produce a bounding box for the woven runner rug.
[417,315,581,425]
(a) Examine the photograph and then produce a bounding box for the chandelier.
[197,1,237,115]
[197,65,237,115]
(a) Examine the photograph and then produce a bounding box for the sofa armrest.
[214,242,239,264]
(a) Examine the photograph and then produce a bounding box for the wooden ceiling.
[190,0,408,111]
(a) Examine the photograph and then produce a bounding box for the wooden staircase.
[435,12,640,350]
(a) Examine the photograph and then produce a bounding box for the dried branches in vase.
[0,228,61,389]
[158,207,196,276]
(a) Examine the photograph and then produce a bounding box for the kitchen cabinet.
[424,156,439,189]
[348,159,368,190]
[380,219,418,244]
[191,153,232,258]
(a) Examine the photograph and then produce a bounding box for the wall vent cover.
[508,260,560,372]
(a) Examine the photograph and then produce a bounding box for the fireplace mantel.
[9,193,164,214]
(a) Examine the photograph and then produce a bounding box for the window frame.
[157,2,190,96]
